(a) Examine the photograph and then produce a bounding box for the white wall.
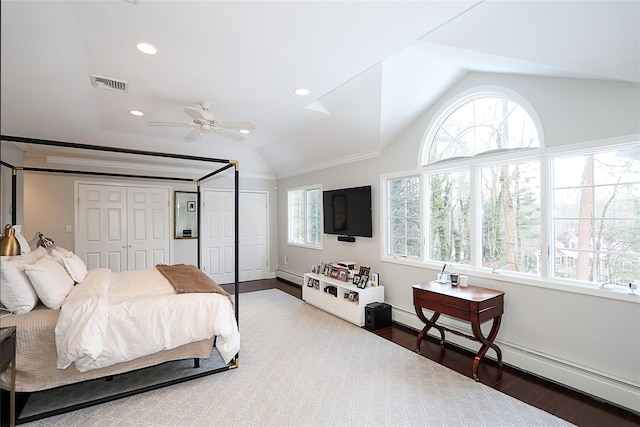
[276,72,640,412]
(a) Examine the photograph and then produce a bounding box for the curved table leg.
[471,315,502,381]
[414,308,444,353]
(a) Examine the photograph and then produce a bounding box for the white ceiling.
[2,1,638,180]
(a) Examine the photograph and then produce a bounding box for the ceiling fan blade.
[184,107,206,121]
[147,121,196,128]
[185,128,201,141]
[219,120,255,130]
[215,128,245,141]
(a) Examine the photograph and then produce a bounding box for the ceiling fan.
[148,101,255,142]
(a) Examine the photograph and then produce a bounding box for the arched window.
[416,89,545,274]
[423,91,540,166]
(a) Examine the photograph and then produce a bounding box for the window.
[288,186,322,248]
[387,176,420,257]
[480,161,540,273]
[427,95,539,164]
[552,149,640,285]
[425,92,542,277]
[428,171,470,264]
[383,87,640,292]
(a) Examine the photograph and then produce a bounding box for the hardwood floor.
[228,279,640,427]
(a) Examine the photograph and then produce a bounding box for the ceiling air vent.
[90,74,128,92]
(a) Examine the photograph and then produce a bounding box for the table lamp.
[0,225,21,256]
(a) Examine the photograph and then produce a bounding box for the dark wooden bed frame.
[0,135,240,424]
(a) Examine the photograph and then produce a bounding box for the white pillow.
[49,246,71,265]
[63,252,88,283]
[30,246,48,261]
[24,255,74,310]
[0,258,39,314]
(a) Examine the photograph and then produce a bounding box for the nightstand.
[0,327,16,427]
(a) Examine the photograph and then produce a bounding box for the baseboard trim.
[276,270,303,285]
[391,307,640,414]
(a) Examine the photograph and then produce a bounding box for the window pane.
[288,190,304,244]
[388,176,420,257]
[429,97,539,164]
[552,148,640,284]
[306,188,321,245]
[481,162,540,274]
[288,187,322,247]
[429,171,470,264]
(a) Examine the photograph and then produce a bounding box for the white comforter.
[55,268,240,372]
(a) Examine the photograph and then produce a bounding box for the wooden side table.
[413,281,504,381]
[0,326,16,427]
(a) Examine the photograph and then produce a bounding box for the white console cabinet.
[302,272,384,326]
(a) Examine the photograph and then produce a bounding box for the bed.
[0,246,239,392]
[0,136,241,421]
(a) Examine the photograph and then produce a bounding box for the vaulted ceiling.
[2,1,638,179]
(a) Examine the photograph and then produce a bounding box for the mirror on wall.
[174,191,198,239]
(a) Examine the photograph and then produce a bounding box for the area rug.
[21,289,574,426]
[15,345,229,424]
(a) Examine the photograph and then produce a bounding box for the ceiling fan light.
[135,42,157,55]
[201,124,211,130]
[239,129,250,134]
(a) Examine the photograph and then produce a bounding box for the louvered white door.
[77,184,127,271]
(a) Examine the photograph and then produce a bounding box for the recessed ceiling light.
[239,129,250,134]
[294,88,310,96]
[135,42,157,55]
[130,110,144,116]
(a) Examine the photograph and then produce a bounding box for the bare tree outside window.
[553,149,640,286]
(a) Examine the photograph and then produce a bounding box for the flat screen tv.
[323,185,372,238]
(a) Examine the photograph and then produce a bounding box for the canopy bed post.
[0,160,18,225]
[11,167,17,225]
[233,160,240,324]
[197,181,202,269]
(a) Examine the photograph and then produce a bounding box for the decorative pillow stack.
[50,247,88,283]
[0,244,89,314]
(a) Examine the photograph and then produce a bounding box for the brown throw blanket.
[156,264,230,299]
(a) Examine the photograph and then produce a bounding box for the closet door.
[127,187,170,270]
[77,184,127,271]
[201,190,236,284]
[201,190,269,284]
[77,184,170,272]
[239,192,268,281]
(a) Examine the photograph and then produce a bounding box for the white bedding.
[55,268,239,372]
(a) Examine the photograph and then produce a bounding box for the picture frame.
[338,269,348,282]
[187,201,196,212]
[352,274,361,285]
[357,274,368,289]
[358,266,371,277]
[371,272,379,287]
[329,266,340,279]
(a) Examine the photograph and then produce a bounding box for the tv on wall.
[323,185,372,239]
